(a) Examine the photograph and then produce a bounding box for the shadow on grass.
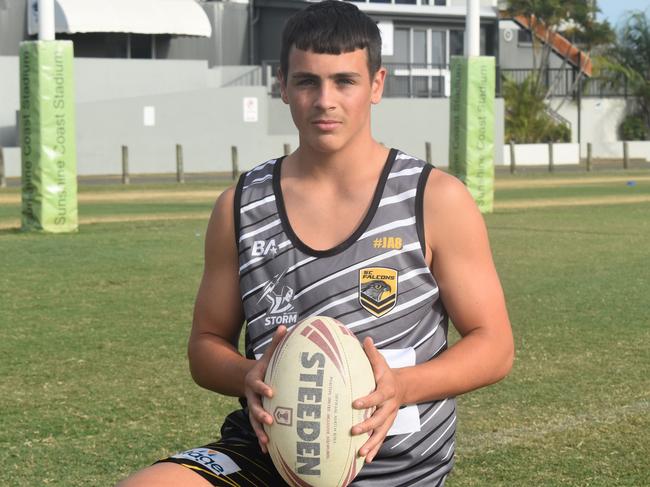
[0,227,22,235]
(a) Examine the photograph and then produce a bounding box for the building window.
[387,26,450,97]
[431,30,445,65]
[130,34,154,59]
[448,28,494,56]
[413,29,427,64]
[394,28,410,63]
[518,29,532,44]
[450,29,463,56]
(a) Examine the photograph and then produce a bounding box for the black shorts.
[156,440,288,487]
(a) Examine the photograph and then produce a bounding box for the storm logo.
[259,271,298,326]
[359,267,398,317]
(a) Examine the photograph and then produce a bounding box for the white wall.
[503,143,581,166]
[554,97,640,159]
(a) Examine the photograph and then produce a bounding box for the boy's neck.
[287,137,388,183]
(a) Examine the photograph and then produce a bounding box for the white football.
[263,316,376,487]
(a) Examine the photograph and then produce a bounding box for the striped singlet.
[225,148,456,486]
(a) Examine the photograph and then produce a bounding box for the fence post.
[176,144,184,184]
[121,145,130,185]
[509,141,516,174]
[0,146,6,188]
[548,142,554,173]
[586,142,592,172]
[623,141,629,170]
[283,143,291,156]
[425,142,432,165]
[231,146,239,181]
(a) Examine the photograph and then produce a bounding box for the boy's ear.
[277,68,289,104]
[371,66,387,105]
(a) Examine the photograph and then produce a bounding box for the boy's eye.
[337,78,355,85]
[296,79,317,86]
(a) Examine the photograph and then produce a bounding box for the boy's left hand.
[351,337,405,463]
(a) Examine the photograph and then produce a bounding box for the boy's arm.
[353,170,514,461]
[188,187,286,452]
[187,187,251,396]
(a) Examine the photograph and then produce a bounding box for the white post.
[38,0,56,41]
[465,0,480,57]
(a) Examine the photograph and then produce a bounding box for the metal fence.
[221,66,264,88]
[501,68,631,99]
[261,61,450,98]
[260,60,632,99]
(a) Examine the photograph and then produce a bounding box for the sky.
[597,0,650,27]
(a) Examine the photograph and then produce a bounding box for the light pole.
[448,0,497,214]
[20,0,79,232]
[38,0,55,41]
[466,0,480,57]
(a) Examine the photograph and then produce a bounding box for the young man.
[118,1,513,486]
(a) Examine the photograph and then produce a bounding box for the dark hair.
[279,0,382,79]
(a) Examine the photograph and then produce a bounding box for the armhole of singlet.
[233,172,247,248]
[415,164,433,258]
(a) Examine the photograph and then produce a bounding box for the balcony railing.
[501,68,632,98]
[262,61,451,98]
[344,0,449,5]
[261,61,633,99]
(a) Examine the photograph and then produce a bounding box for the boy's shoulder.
[240,157,281,183]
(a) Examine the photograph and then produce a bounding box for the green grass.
[495,181,649,201]
[1,172,649,486]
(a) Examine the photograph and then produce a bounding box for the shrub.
[619,114,649,141]
[503,75,572,144]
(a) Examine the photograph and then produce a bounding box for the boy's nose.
[314,82,336,110]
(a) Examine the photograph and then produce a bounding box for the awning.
[27,0,212,37]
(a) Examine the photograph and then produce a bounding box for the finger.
[250,416,270,454]
[351,406,389,435]
[359,418,393,459]
[260,325,288,363]
[249,401,273,425]
[366,442,383,463]
[247,389,274,424]
[363,336,383,364]
[249,377,274,399]
[353,388,388,409]
[362,337,390,380]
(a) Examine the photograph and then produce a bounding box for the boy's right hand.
[244,325,288,454]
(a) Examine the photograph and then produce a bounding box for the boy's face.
[279,47,386,154]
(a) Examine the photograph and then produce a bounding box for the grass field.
[1,170,649,486]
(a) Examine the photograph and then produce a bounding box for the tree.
[502,76,570,143]
[609,11,650,140]
[505,1,614,103]
[503,1,614,143]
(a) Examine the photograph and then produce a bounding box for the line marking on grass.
[461,398,649,454]
[0,190,221,205]
[2,194,649,230]
[495,175,650,189]
[495,195,650,210]
[0,212,211,230]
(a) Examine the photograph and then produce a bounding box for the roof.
[27,0,212,37]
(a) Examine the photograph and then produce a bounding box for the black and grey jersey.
[227,149,456,486]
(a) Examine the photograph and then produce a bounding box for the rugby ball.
[263,316,376,487]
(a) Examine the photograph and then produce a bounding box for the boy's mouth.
[312,119,342,130]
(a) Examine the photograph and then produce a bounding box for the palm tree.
[612,10,650,140]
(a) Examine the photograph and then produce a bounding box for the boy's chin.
[304,134,350,154]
